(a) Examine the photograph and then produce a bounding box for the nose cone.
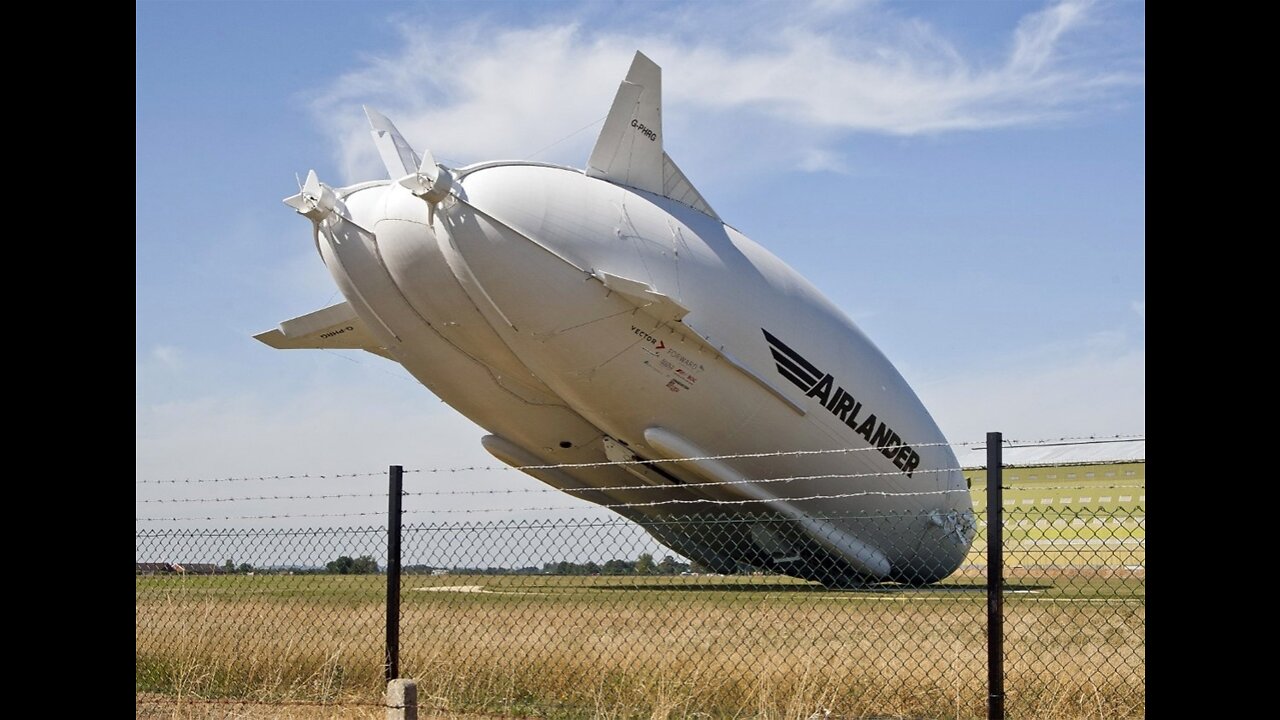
[887,507,976,585]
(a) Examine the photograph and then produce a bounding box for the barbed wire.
[137,491,387,504]
[135,696,402,709]
[132,442,966,485]
[135,470,389,485]
[134,482,1157,522]
[135,470,1148,505]
[1000,434,1145,447]
[135,434,1145,485]
[137,467,963,503]
[137,510,388,522]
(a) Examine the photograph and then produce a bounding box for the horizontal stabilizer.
[254,302,385,354]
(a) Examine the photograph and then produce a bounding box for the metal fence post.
[386,465,403,683]
[986,432,1004,720]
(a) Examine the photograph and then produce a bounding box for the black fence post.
[386,465,403,683]
[986,432,1004,720]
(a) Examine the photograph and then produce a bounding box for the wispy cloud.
[151,345,182,371]
[797,148,850,174]
[311,0,1141,181]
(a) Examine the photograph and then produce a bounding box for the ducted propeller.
[282,168,376,264]
[364,106,454,215]
[283,170,338,222]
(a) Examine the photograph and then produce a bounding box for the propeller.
[364,106,454,219]
[282,168,378,264]
[283,170,338,222]
[284,109,454,233]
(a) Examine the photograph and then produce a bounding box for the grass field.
[967,462,1146,513]
[137,478,1143,719]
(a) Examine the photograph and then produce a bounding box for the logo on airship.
[762,330,922,477]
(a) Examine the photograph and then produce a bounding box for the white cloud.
[796,148,850,174]
[1131,299,1145,320]
[151,345,182,371]
[310,1,1141,182]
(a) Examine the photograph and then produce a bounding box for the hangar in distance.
[257,51,975,586]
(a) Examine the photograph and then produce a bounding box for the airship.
[257,52,974,586]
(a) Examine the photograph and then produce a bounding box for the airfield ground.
[136,471,1143,719]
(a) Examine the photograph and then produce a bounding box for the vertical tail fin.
[586,52,719,219]
[586,51,665,195]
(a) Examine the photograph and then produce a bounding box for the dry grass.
[137,572,1143,719]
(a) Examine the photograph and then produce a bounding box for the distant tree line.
[325,555,381,574]
[540,553,693,576]
[181,553,700,577]
[404,553,699,576]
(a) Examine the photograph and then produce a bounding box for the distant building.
[135,562,174,575]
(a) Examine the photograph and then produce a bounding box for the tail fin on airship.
[587,51,719,220]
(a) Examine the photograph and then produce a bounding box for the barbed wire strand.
[136,473,1148,505]
[135,696,404,709]
[133,484,1154,522]
[135,434,1146,485]
[137,466,961,503]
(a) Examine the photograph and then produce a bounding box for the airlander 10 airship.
[258,52,974,586]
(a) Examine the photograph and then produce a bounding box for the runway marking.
[1120,495,1132,502]
[1020,598,1145,604]
[806,595,1143,604]
[1080,497,1092,503]
[414,584,555,596]
[1100,496,1112,503]
[1032,538,1144,547]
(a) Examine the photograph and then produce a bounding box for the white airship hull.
[260,52,975,586]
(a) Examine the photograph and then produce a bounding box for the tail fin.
[586,51,665,195]
[586,52,719,219]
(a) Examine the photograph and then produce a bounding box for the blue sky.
[136,0,1144,525]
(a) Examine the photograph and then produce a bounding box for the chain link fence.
[135,526,388,704]
[136,504,1144,718]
